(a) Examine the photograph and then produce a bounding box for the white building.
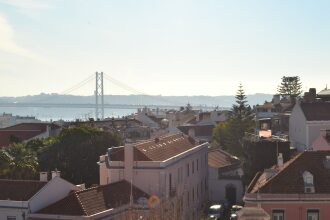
[208,149,243,205]
[289,102,330,151]
[0,172,79,220]
[99,133,209,220]
[0,113,40,128]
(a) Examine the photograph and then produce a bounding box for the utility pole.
[95,72,104,120]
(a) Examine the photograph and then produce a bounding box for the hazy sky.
[1,0,329,97]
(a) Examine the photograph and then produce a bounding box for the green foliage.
[212,84,254,157]
[38,126,122,186]
[0,143,38,179]
[277,76,302,97]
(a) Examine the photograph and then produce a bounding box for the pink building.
[312,129,330,151]
[99,133,209,220]
[244,151,330,220]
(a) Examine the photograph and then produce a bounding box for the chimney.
[273,94,280,105]
[309,88,316,102]
[51,170,61,179]
[277,153,283,168]
[39,172,48,182]
[124,144,134,182]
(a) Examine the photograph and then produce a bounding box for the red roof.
[248,151,330,194]
[0,123,59,147]
[208,149,240,170]
[38,180,149,216]
[0,179,47,201]
[109,133,199,162]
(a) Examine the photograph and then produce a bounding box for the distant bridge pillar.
[95,72,104,120]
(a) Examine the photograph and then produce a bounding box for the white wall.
[208,167,243,204]
[289,103,307,151]
[101,142,209,220]
[29,177,79,213]
[0,201,29,220]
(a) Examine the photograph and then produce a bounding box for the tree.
[38,126,122,186]
[232,83,253,120]
[0,150,12,177]
[277,76,302,98]
[2,143,38,179]
[212,84,254,157]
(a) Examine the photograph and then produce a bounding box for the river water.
[0,107,138,121]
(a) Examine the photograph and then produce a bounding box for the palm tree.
[0,150,12,177]
[5,143,38,179]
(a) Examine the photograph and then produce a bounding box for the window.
[307,210,319,220]
[187,163,190,177]
[197,184,199,199]
[192,187,195,202]
[197,159,199,171]
[303,171,315,193]
[192,161,195,174]
[272,210,284,220]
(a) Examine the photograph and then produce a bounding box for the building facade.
[99,133,209,220]
[244,151,330,220]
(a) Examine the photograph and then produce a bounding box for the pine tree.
[277,76,302,98]
[212,84,254,157]
[232,83,253,120]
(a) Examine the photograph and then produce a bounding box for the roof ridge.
[134,132,183,147]
[257,151,305,192]
[74,191,88,215]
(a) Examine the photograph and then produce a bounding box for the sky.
[1,0,330,97]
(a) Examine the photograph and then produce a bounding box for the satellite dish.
[137,197,148,206]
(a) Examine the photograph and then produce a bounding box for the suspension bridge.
[1,72,216,120]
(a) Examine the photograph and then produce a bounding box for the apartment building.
[99,133,209,220]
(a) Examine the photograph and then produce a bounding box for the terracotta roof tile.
[208,149,240,169]
[109,133,199,162]
[0,179,47,201]
[248,151,330,194]
[38,180,149,216]
[134,133,198,161]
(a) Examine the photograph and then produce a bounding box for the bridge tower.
[95,72,104,120]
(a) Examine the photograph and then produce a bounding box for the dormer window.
[303,171,315,193]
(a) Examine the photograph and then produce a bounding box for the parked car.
[229,213,238,220]
[207,204,225,220]
[230,205,243,215]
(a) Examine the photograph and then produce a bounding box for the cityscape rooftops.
[38,180,149,216]
[108,133,199,162]
[247,151,330,194]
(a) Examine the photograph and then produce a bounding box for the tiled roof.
[38,180,149,216]
[0,123,60,147]
[300,102,330,121]
[208,149,240,170]
[134,133,198,161]
[109,133,199,162]
[248,151,330,194]
[0,179,47,201]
